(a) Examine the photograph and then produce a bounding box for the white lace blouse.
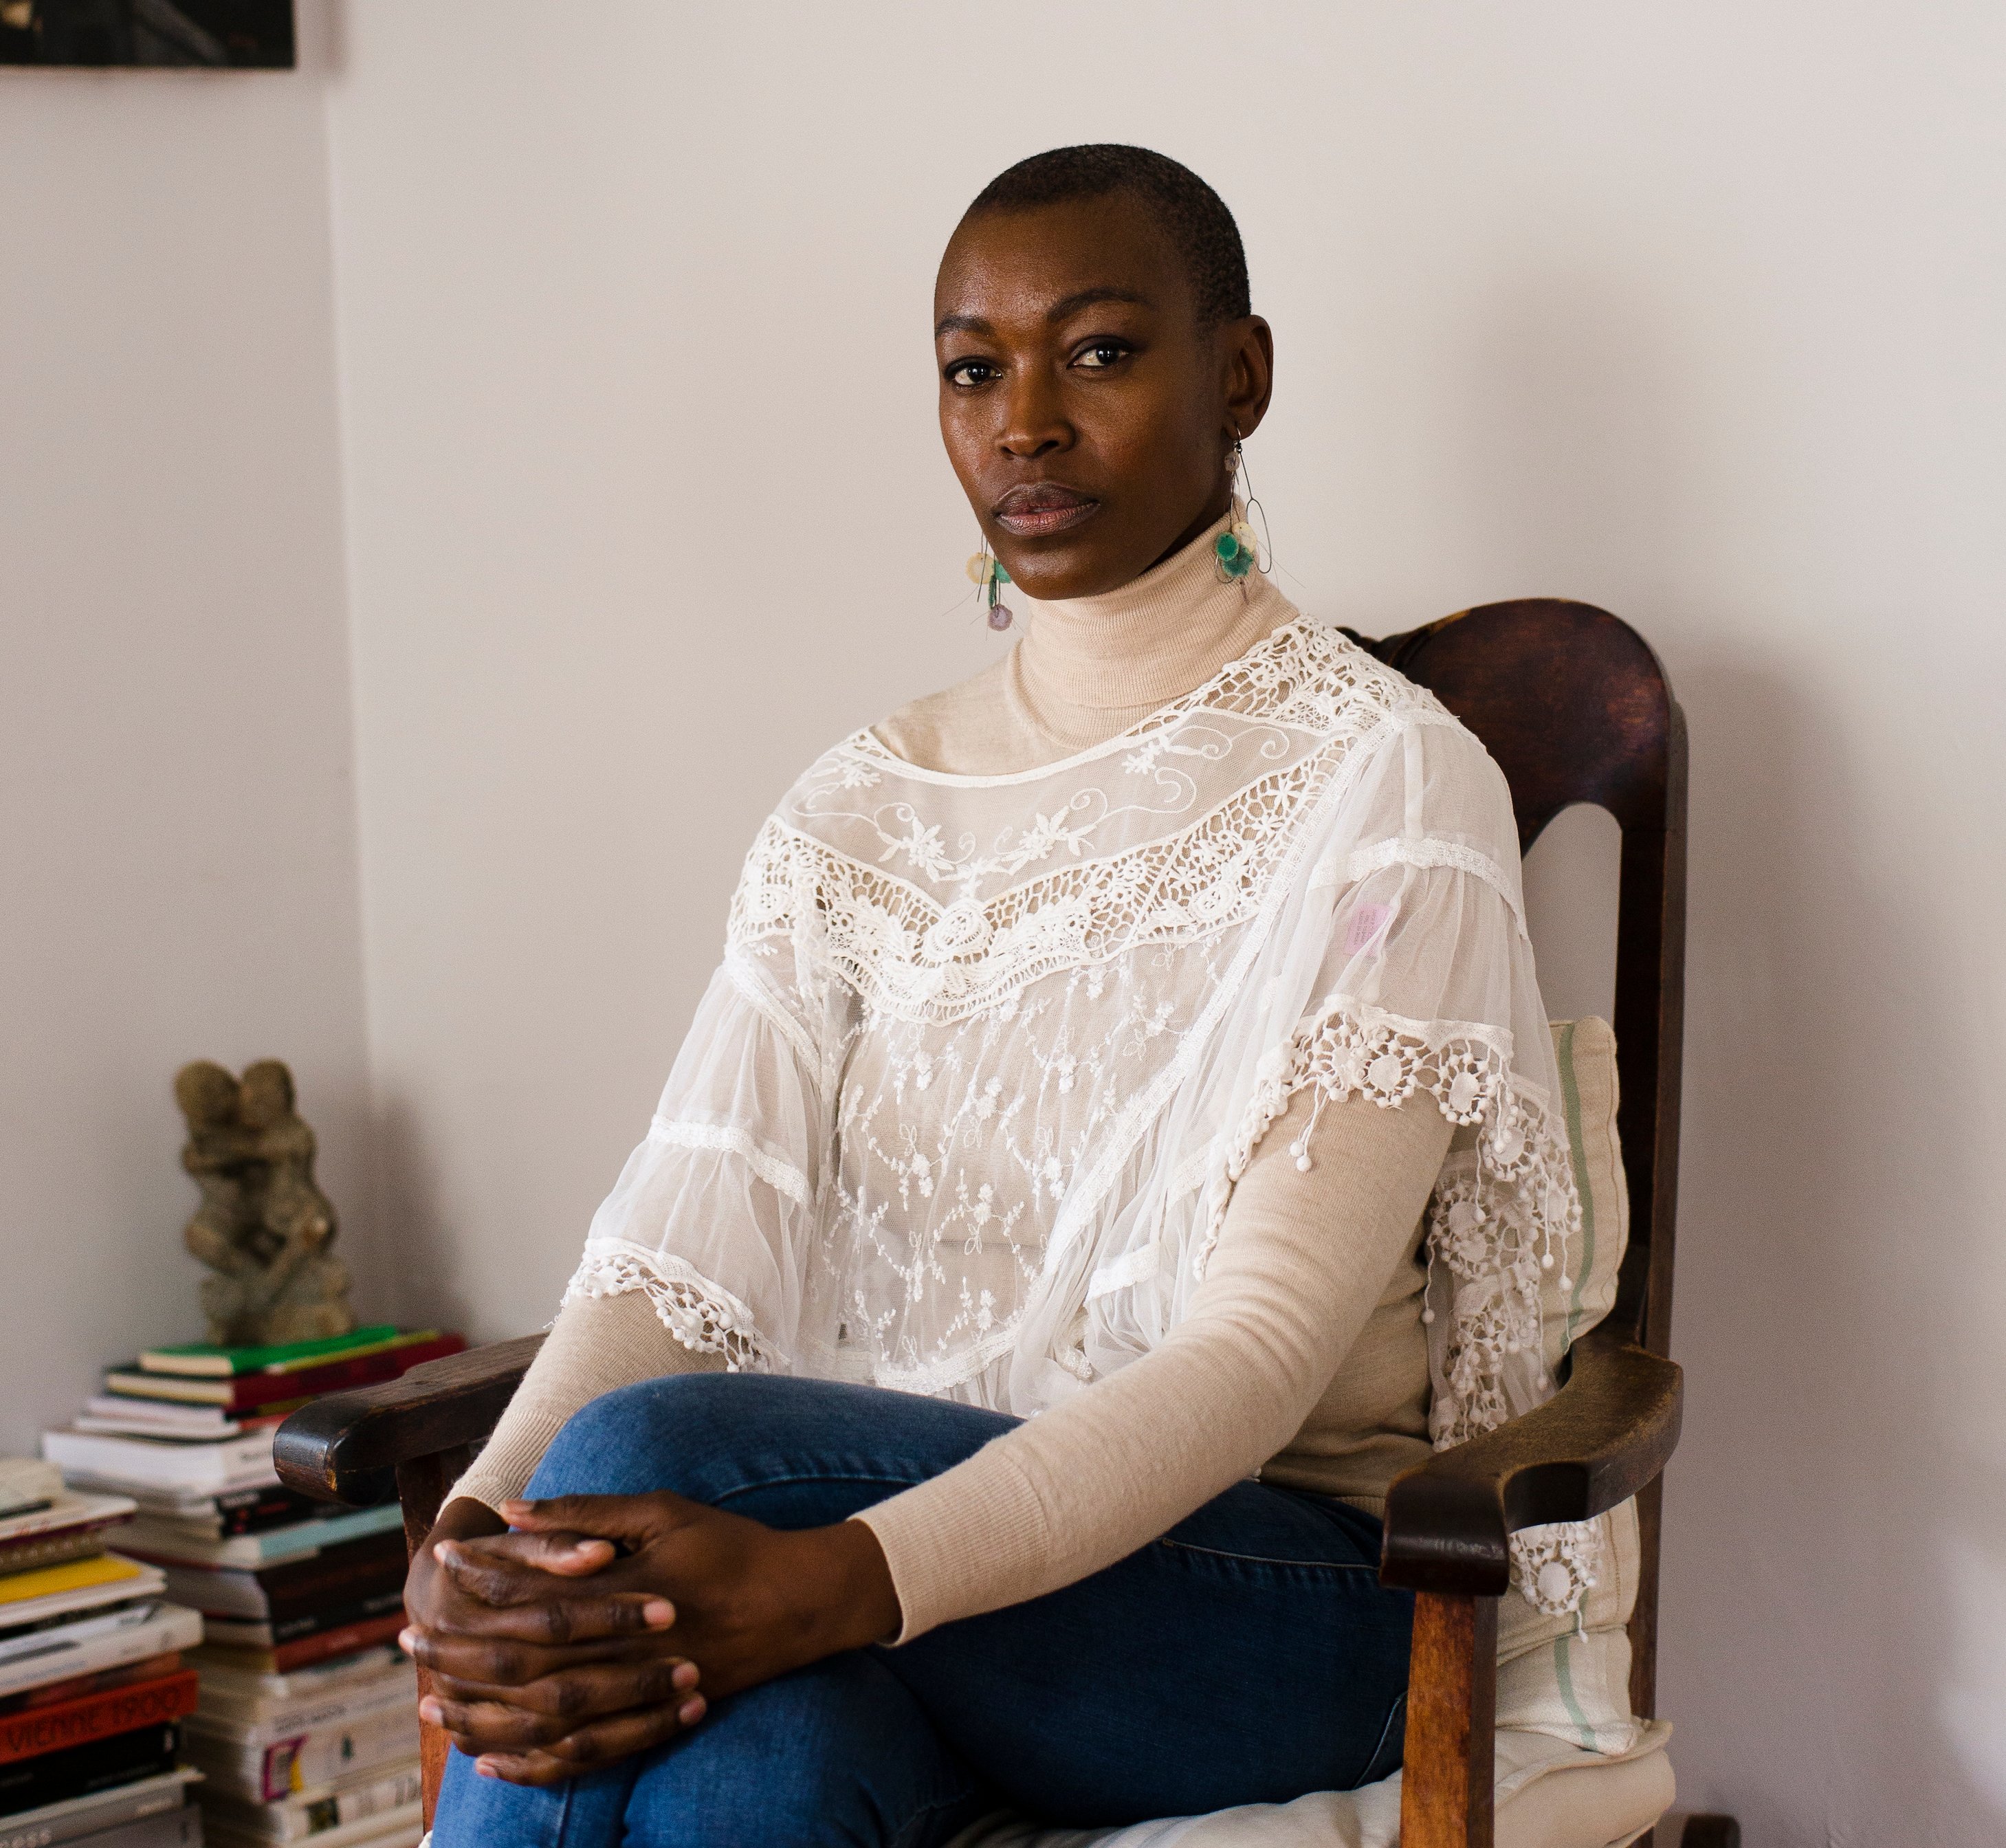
[533,558,1579,1634]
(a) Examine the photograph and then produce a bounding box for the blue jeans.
[432,1374,1412,1848]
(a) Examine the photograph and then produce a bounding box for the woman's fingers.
[423,1654,700,1750]
[403,1620,684,1688]
[434,1537,623,1606]
[432,1552,674,1640]
[474,1693,709,1788]
[423,1691,570,1753]
[500,1491,690,1542]
[443,1529,615,1580]
[455,1591,675,1647]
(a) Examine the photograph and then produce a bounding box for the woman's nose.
[998,371,1071,459]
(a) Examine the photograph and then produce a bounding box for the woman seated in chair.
[411,143,1574,1848]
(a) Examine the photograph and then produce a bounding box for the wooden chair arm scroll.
[1381,1328,1684,1598]
[274,1332,549,1532]
[1384,1328,1684,1848]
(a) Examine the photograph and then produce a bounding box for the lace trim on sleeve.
[1213,992,1597,1611]
[564,1242,777,1373]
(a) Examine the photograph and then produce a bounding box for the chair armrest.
[1380,1328,1682,1597]
[273,1333,548,1508]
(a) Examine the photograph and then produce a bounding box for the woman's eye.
[1072,340,1132,370]
[945,359,1000,388]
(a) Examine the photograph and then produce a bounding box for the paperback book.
[115,1505,404,1573]
[41,1431,277,1496]
[0,1607,203,1702]
[184,1698,416,1805]
[204,1802,420,1848]
[199,1758,419,1842]
[0,1767,200,1848]
[0,1560,166,1633]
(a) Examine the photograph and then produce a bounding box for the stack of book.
[41,1330,465,1848]
[0,1457,203,1847]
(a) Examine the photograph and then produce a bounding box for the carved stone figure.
[174,1059,354,1348]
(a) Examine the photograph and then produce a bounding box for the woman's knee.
[625,1656,981,1848]
[525,1369,748,1501]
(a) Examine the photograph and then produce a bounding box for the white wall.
[323,7,2006,1840]
[3,2,1998,1842]
[0,32,379,1453]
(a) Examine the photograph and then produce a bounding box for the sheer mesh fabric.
[569,622,1590,1607]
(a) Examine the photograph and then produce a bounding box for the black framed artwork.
[0,0,295,67]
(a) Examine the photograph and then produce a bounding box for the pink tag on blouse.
[1345,902,1393,958]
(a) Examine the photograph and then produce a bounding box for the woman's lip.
[993,494,1100,538]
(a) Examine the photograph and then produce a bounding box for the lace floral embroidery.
[1218,993,1599,1610]
[733,624,1459,1028]
[564,1244,773,1373]
[1509,1518,1602,1615]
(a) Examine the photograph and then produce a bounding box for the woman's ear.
[1222,316,1275,444]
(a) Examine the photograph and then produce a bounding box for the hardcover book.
[104,1334,464,1416]
[188,1612,405,1677]
[0,1719,181,1818]
[0,1668,198,1766]
[153,1530,405,1625]
[136,1329,404,1378]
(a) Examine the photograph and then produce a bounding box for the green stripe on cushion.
[1553,1627,1600,1751]
[1558,1020,1595,1345]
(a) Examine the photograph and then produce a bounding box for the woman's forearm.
[448,1290,725,1514]
[855,1087,1453,1641]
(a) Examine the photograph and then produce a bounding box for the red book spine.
[224,1334,467,1413]
[269,1612,406,1673]
[0,1669,199,1766]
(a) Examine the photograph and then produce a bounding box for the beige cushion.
[942,1722,1675,1848]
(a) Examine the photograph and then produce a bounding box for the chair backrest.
[1356,598,1688,1719]
[1357,598,1687,1358]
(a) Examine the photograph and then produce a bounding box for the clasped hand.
[401,1492,901,1786]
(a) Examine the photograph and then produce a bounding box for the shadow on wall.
[1662,656,2003,1839]
[368,1091,476,1343]
[1455,258,2004,1834]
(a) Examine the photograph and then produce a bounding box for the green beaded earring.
[1213,439,1270,585]
[967,542,1013,631]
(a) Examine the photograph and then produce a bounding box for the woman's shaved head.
[963,144,1251,329]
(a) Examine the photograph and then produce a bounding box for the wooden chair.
[276,599,1737,1847]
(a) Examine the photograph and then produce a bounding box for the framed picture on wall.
[0,0,294,67]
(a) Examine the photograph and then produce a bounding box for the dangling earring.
[1213,438,1272,584]
[967,539,1013,631]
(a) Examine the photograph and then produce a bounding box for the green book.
[136,1325,403,1378]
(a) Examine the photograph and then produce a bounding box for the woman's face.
[934,195,1273,602]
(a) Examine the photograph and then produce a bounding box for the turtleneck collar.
[1014,510,1296,714]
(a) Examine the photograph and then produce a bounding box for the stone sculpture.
[174,1058,354,1348]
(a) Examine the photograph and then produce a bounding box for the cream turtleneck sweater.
[450,522,1451,1642]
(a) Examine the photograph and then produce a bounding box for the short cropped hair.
[965,144,1251,327]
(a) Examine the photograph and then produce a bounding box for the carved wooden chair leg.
[1398,1592,1499,1848]
[1679,1818,1741,1847]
